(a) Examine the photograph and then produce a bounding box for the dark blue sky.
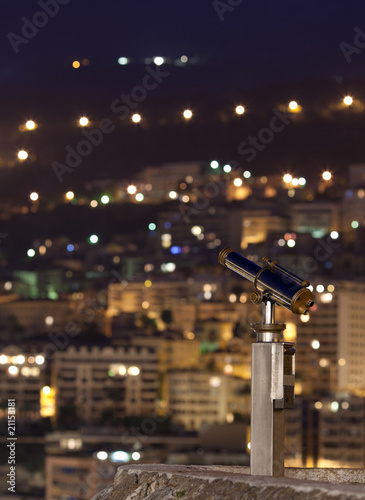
[1,0,365,95]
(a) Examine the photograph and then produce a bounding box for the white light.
[101,195,110,204]
[8,365,19,376]
[0,355,8,364]
[209,376,221,388]
[331,401,339,413]
[66,191,75,200]
[314,401,323,410]
[233,178,243,187]
[4,281,12,291]
[283,174,292,183]
[169,191,178,199]
[287,239,296,247]
[118,57,129,65]
[79,117,89,127]
[341,401,349,410]
[42,386,51,395]
[210,160,219,169]
[118,365,127,376]
[183,109,192,119]
[132,113,141,123]
[235,105,245,115]
[316,284,324,293]
[322,171,332,181]
[27,249,36,258]
[132,452,141,460]
[135,193,144,202]
[26,120,36,130]
[292,178,299,186]
[89,234,99,244]
[16,355,25,364]
[243,171,251,178]
[97,451,108,460]
[223,164,231,173]
[289,100,298,110]
[191,226,202,236]
[18,150,28,160]
[311,340,320,350]
[330,231,339,239]
[180,55,188,63]
[343,95,353,106]
[111,451,129,462]
[300,314,310,323]
[45,316,54,326]
[30,192,39,201]
[153,56,165,66]
[127,185,137,195]
[298,177,306,186]
[35,355,45,365]
[278,239,285,247]
[128,366,140,376]
[320,293,333,304]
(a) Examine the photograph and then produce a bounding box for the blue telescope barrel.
[218,247,314,315]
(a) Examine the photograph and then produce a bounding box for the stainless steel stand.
[250,298,295,477]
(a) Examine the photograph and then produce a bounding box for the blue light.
[67,244,74,252]
[164,221,171,229]
[171,246,181,255]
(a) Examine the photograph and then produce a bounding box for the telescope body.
[218,247,313,315]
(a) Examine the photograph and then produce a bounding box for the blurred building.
[53,345,159,425]
[166,370,250,431]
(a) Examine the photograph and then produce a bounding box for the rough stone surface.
[91,465,365,500]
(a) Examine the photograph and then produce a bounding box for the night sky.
[1,0,365,196]
[2,0,365,94]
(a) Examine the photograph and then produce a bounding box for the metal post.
[250,299,295,477]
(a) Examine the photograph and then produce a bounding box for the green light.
[27,249,35,257]
[351,221,359,229]
[148,223,156,231]
[108,369,116,377]
[89,234,99,244]
[223,164,231,173]
[210,160,219,169]
[101,195,110,204]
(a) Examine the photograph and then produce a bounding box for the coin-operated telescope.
[218,247,314,477]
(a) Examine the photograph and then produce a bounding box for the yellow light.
[79,117,89,126]
[283,174,292,183]
[25,120,36,130]
[72,60,81,69]
[300,314,310,323]
[18,150,28,160]
[289,100,298,110]
[235,105,245,115]
[233,178,243,187]
[30,192,39,201]
[144,280,152,288]
[338,358,346,366]
[322,171,332,181]
[183,109,193,119]
[65,191,75,200]
[343,95,353,106]
[132,113,141,123]
[314,401,323,410]
[40,386,55,417]
[127,185,137,195]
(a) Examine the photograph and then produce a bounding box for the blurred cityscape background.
[2,1,365,499]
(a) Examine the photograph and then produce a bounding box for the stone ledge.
[92,464,365,500]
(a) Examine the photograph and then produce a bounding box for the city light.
[223,164,231,173]
[25,120,36,130]
[235,105,245,115]
[30,192,39,201]
[343,95,353,106]
[127,185,137,195]
[351,220,359,229]
[322,171,332,181]
[243,170,251,178]
[153,56,165,66]
[79,117,89,126]
[132,113,141,123]
[287,239,296,247]
[42,386,51,395]
[132,452,141,460]
[110,451,129,462]
[135,193,144,202]
[128,366,140,376]
[35,355,45,365]
[148,223,156,231]
[97,451,108,460]
[89,234,99,244]
[27,249,36,258]
[180,55,188,63]
[283,174,292,183]
[311,340,320,350]
[210,160,219,169]
[101,195,110,204]
[8,366,19,376]
[72,60,80,69]
[288,100,298,110]
[65,191,75,200]
[169,190,178,199]
[330,231,339,239]
[316,284,325,293]
[233,178,243,187]
[183,109,193,119]
[118,57,129,65]
[18,150,28,160]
